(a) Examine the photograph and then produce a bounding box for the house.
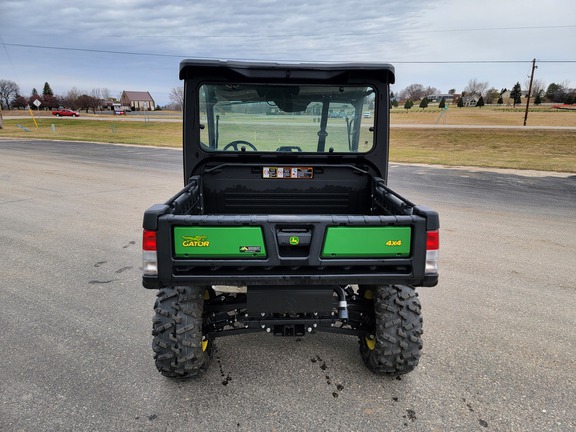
[120,91,155,111]
[427,94,456,103]
[461,95,479,107]
[101,100,121,111]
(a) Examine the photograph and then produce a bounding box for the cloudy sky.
[1,0,575,105]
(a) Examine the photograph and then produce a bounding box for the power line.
[2,42,182,58]
[3,42,576,64]
[413,25,576,34]
[393,60,576,64]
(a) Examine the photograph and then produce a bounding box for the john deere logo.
[289,236,300,245]
[182,235,210,247]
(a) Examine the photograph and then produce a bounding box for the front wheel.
[152,286,213,378]
[359,285,423,376]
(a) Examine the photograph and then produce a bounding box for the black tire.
[152,286,213,378]
[359,285,423,376]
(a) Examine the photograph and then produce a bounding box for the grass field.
[390,128,575,172]
[1,117,182,146]
[390,106,576,127]
[1,106,575,172]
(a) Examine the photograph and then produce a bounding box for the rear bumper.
[143,213,438,289]
[143,272,438,289]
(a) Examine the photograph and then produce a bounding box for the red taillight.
[426,230,439,251]
[425,230,440,273]
[143,230,157,251]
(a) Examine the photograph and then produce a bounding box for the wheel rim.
[365,336,376,350]
[364,288,375,350]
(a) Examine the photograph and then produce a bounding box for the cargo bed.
[143,165,438,288]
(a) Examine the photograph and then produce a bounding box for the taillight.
[425,230,439,273]
[142,230,158,276]
[142,230,157,251]
[426,230,439,251]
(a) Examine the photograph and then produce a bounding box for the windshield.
[198,83,376,153]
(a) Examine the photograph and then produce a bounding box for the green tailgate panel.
[322,227,411,258]
[174,227,266,258]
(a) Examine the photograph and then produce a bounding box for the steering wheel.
[222,140,258,151]
[276,145,303,152]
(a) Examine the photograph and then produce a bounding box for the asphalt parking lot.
[1,139,574,431]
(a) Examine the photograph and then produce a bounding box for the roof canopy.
[179,59,395,84]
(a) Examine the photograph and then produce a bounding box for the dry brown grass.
[0,118,182,147]
[390,128,576,172]
[2,107,575,172]
[391,106,576,127]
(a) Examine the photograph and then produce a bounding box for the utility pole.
[524,58,537,126]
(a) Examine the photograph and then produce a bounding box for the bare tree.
[0,79,20,110]
[169,86,184,111]
[399,83,425,102]
[525,78,546,98]
[463,78,489,97]
[91,88,109,110]
[423,86,439,98]
[101,88,111,101]
[91,88,102,101]
[63,87,80,109]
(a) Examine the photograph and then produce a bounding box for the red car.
[52,109,80,117]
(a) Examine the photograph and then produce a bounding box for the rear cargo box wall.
[201,166,372,215]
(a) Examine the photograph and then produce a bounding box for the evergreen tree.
[438,97,446,109]
[476,96,485,108]
[497,96,503,105]
[390,91,398,109]
[404,100,413,110]
[43,82,54,97]
[510,82,522,107]
[534,91,542,105]
[419,97,428,109]
[457,97,464,108]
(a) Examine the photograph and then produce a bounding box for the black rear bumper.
[143,212,438,289]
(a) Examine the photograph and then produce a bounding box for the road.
[0,139,575,432]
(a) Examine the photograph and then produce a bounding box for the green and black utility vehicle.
[142,59,439,378]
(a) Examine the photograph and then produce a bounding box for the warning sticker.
[262,167,313,179]
[239,246,262,253]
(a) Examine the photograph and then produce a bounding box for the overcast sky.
[1,0,575,105]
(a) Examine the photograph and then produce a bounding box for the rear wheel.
[359,285,423,376]
[152,286,213,378]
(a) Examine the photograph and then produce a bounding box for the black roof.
[179,59,395,84]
